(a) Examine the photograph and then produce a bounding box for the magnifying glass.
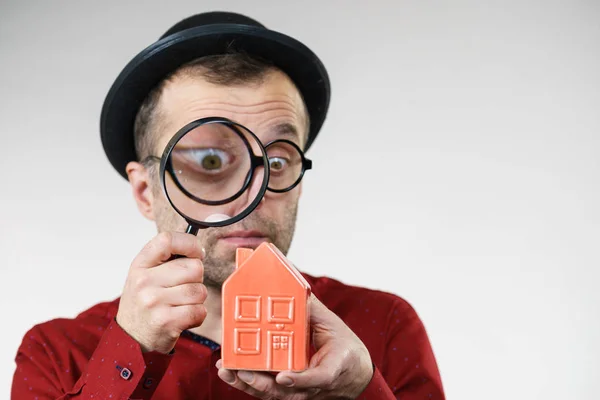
[158,117,270,236]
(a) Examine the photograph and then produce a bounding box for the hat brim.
[100,24,330,179]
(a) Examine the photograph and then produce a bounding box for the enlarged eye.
[269,157,288,172]
[184,148,231,172]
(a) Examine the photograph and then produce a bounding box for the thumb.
[309,294,340,329]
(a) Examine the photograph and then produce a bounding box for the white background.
[1,0,599,398]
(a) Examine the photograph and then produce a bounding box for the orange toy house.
[221,242,311,372]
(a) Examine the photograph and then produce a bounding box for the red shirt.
[11,274,445,399]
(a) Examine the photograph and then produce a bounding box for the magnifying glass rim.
[159,116,270,229]
[164,121,262,206]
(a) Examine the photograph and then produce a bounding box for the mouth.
[218,230,268,248]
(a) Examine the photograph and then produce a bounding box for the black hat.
[100,11,331,179]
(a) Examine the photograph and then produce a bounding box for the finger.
[133,232,204,269]
[149,257,204,287]
[217,368,292,400]
[161,283,207,306]
[169,304,207,331]
[216,368,257,395]
[276,356,342,390]
[236,370,295,398]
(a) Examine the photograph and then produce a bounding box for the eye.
[269,157,288,172]
[183,148,232,173]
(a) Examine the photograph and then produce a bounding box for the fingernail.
[222,372,236,383]
[215,359,222,369]
[218,368,235,383]
[237,371,254,383]
[278,376,294,387]
[201,247,206,258]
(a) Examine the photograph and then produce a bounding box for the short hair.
[133,51,308,163]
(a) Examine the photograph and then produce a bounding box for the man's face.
[138,70,308,287]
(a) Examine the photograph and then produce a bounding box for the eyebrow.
[273,122,301,141]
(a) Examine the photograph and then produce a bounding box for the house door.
[268,331,293,370]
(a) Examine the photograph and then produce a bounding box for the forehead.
[155,70,308,151]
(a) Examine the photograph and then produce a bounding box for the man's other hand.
[216,294,374,399]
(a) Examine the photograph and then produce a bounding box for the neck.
[188,284,222,344]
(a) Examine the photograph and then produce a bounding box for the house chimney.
[235,248,254,269]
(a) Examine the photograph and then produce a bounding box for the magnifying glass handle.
[186,224,200,236]
[168,224,200,261]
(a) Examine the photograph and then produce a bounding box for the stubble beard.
[152,188,298,288]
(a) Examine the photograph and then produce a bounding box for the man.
[12,11,445,399]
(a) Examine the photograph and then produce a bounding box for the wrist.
[115,315,170,354]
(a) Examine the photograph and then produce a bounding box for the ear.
[126,161,155,221]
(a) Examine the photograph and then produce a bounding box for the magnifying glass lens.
[162,121,266,226]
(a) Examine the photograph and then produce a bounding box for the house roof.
[235,242,311,290]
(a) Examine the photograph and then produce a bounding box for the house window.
[235,295,261,322]
[268,297,294,323]
[272,335,290,350]
[234,328,261,355]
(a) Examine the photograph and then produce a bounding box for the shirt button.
[143,377,154,389]
[120,368,132,380]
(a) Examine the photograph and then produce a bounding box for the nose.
[221,166,267,217]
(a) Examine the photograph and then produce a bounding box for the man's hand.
[116,232,207,354]
[216,294,374,399]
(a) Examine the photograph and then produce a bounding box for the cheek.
[263,189,300,216]
[151,188,186,230]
